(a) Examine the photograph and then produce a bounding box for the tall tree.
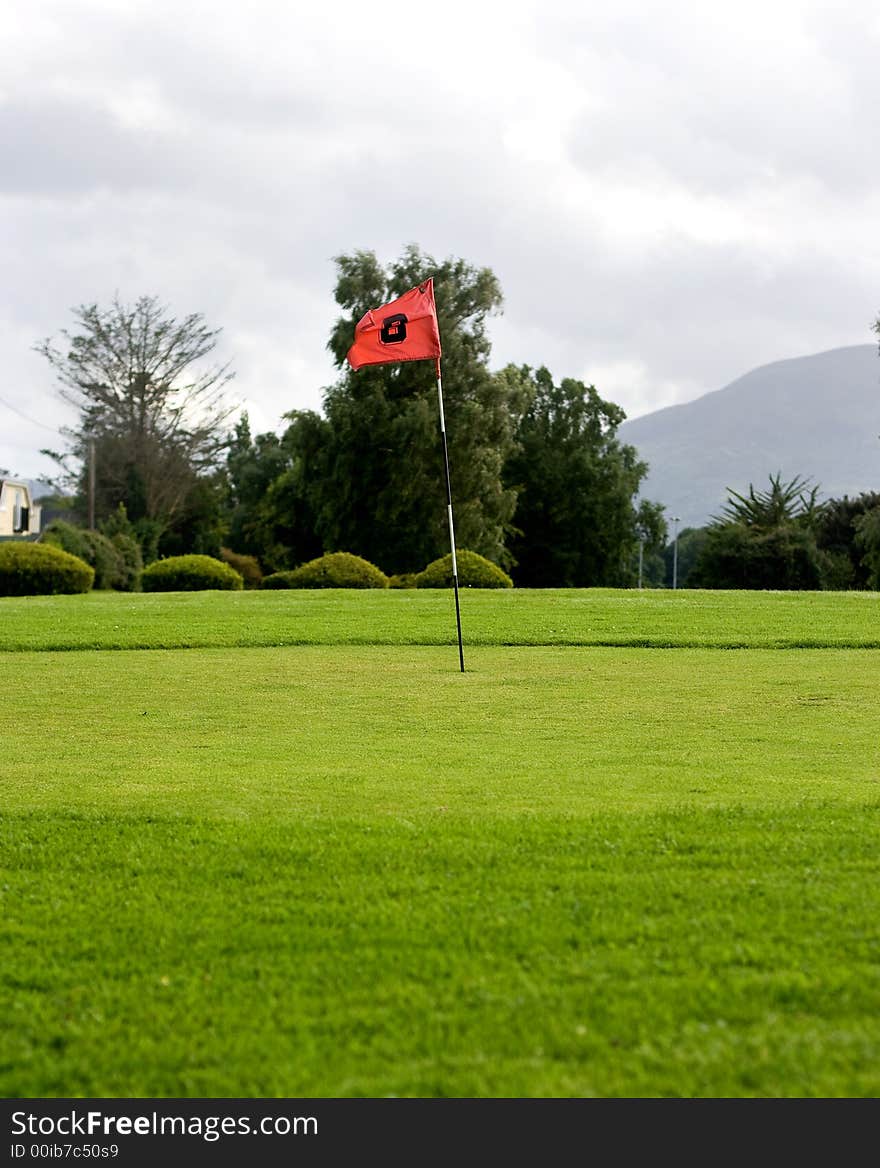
[224,410,326,573]
[502,365,650,586]
[634,498,669,586]
[37,295,235,546]
[320,245,527,574]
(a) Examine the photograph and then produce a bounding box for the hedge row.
[0,545,512,597]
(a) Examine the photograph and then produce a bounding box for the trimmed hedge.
[0,542,94,596]
[261,552,389,589]
[416,549,513,589]
[388,572,419,589]
[141,555,244,592]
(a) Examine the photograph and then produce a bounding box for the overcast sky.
[2,0,879,481]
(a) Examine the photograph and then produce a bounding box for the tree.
[502,365,651,586]
[815,492,880,589]
[691,473,829,590]
[319,245,526,574]
[713,472,823,529]
[234,411,327,574]
[37,295,235,549]
[854,505,880,589]
[635,499,669,587]
[224,411,325,573]
[224,413,295,561]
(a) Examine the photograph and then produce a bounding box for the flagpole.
[436,358,465,672]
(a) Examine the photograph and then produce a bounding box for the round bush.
[260,552,388,589]
[415,549,513,589]
[141,554,244,592]
[0,542,94,596]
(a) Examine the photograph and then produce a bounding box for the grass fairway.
[1,585,879,650]
[2,591,880,1097]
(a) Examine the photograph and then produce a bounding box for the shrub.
[141,554,244,592]
[109,532,143,591]
[415,549,513,589]
[260,552,388,589]
[82,530,126,590]
[388,572,419,589]
[42,519,134,590]
[101,502,136,541]
[690,524,828,591]
[0,542,94,596]
[220,547,263,589]
[259,571,297,589]
[41,519,91,562]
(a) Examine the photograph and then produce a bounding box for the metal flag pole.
[435,358,465,672]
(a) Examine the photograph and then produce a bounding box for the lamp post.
[671,515,680,590]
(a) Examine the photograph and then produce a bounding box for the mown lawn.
[1,591,879,1097]
[0,585,878,651]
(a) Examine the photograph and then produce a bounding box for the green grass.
[0,585,878,651]
[4,806,880,1097]
[3,646,879,816]
[2,591,880,1097]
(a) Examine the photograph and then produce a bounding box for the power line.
[0,394,62,434]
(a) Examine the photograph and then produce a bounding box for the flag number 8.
[380,313,408,344]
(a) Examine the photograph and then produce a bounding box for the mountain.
[26,479,56,500]
[619,344,880,531]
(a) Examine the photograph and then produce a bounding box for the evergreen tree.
[224,411,325,573]
[502,365,650,586]
[319,245,526,574]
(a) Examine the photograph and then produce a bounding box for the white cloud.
[1,0,878,477]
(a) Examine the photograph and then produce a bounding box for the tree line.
[37,245,666,587]
[35,245,880,590]
[663,475,880,591]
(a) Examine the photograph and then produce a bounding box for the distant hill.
[27,479,56,500]
[619,345,880,530]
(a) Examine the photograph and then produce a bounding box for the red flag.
[346,278,442,371]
